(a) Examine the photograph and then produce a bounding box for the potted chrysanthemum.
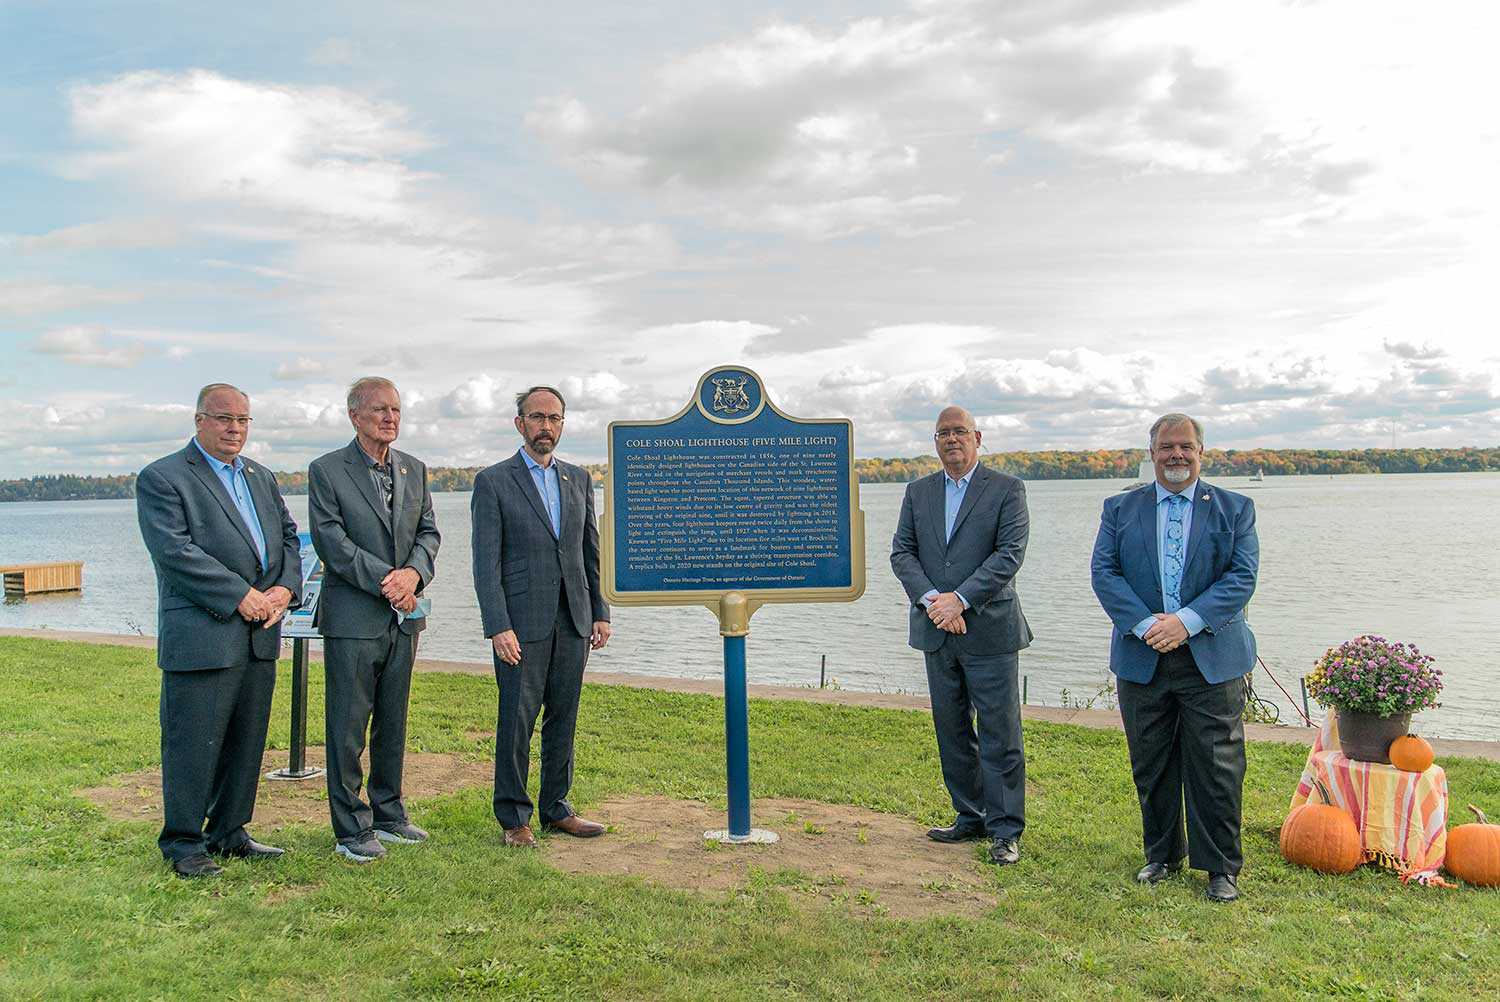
[1305,635,1443,762]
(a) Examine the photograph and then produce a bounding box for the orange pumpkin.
[1446,805,1500,888]
[1280,777,1363,874]
[1388,734,1435,773]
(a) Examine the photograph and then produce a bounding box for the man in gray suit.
[308,376,440,864]
[471,385,611,848]
[136,383,302,878]
[890,405,1033,865]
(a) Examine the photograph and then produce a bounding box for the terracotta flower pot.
[1337,709,1412,763]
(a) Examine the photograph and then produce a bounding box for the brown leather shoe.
[503,824,537,848]
[543,814,606,838]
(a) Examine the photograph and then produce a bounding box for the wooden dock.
[1,562,83,596]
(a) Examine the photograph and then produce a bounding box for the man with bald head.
[136,383,302,878]
[891,405,1033,865]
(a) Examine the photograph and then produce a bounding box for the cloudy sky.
[2,0,1497,477]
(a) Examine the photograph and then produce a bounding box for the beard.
[529,434,555,455]
[1162,465,1192,484]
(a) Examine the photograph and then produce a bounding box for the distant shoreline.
[4,446,1497,502]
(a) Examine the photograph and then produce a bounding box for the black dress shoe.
[927,821,987,843]
[171,853,224,879]
[1206,872,1239,903]
[211,838,285,860]
[988,838,1021,865]
[1135,861,1182,884]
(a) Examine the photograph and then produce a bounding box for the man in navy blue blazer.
[892,405,1032,866]
[1090,413,1258,902]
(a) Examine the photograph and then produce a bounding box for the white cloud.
[66,70,432,224]
[31,325,154,367]
[272,356,327,380]
[11,218,182,253]
[0,279,142,316]
[440,374,503,418]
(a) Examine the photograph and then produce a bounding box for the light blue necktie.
[1162,494,1188,612]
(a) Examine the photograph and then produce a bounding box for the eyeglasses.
[198,413,253,427]
[525,412,565,426]
[934,427,974,441]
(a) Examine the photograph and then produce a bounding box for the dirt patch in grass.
[546,795,999,920]
[81,760,999,919]
[77,747,492,829]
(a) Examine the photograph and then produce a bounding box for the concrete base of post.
[264,766,325,782]
[704,828,779,845]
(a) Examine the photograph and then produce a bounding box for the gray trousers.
[1117,647,1246,875]
[158,659,276,860]
[323,625,416,842]
[924,643,1026,841]
[491,599,590,830]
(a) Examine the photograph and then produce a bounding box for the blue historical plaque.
[603,365,865,607]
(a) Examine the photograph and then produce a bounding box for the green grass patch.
[1,636,1497,1000]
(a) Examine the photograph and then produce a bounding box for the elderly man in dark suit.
[891,405,1033,866]
[1090,413,1258,903]
[136,383,301,878]
[308,376,440,864]
[471,385,612,848]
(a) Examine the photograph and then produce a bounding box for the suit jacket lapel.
[243,462,280,572]
[184,442,261,562]
[1183,482,1213,577]
[947,465,993,545]
[343,441,393,536]
[390,449,410,552]
[508,453,557,538]
[556,462,575,541]
[924,473,947,552]
[1135,485,1162,596]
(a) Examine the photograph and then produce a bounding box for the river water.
[2,473,1496,740]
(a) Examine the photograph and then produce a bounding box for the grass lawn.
[1,636,1497,1000]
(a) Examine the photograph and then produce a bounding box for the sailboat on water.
[1250,467,1265,482]
[1121,458,1154,491]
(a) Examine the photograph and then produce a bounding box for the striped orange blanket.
[1290,715,1449,884]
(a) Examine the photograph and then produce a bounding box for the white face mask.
[1162,465,1192,485]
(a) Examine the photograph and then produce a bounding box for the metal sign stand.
[703,593,776,844]
[265,637,324,782]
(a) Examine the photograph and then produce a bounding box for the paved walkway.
[6,627,1498,762]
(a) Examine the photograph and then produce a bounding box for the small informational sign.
[603,365,865,611]
[280,531,323,639]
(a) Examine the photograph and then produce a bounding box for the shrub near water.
[1304,634,1443,715]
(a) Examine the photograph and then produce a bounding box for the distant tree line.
[3,447,1497,502]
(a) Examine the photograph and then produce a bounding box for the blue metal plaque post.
[723,634,750,836]
[705,591,776,844]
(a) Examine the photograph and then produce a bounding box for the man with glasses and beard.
[890,405,1033,867]
[136,383,302,878]
[1090,413,1259,903]
[471,386,612,848]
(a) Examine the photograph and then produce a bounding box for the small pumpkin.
[1280,777,1362,874]
[1446,805,1500,888]
[1388,734,1435,773]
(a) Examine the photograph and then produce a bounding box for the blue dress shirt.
[921,461,978,609]
[520,448,562,537]
[192,438,267,569]
[1132,479,1206,640]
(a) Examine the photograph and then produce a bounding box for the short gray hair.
[1149,413,1204,450]
[515,385,566,417]
[347,376,398,412]
[196,383,248,412]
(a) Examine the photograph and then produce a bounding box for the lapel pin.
[246,466,255,474]
[561,474,569,481]
[400,467,407,475]
[1201,494,1209,501]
